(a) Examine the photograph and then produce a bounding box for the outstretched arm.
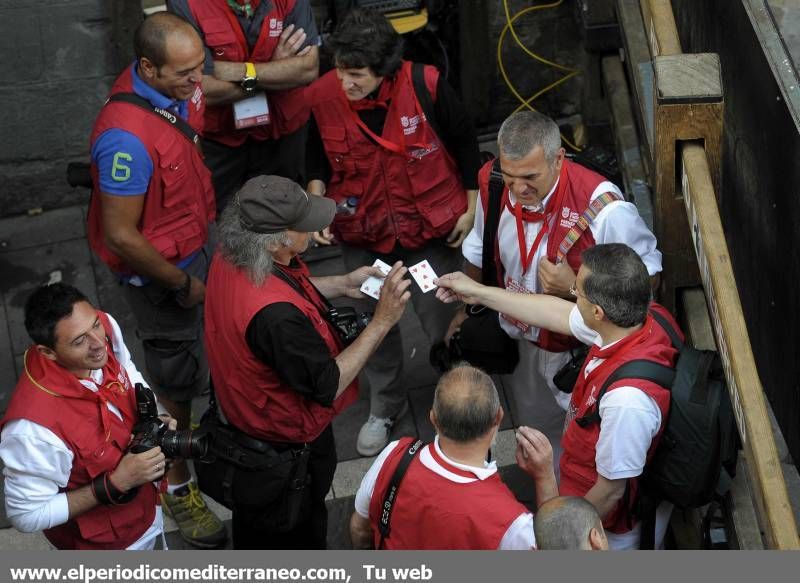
[435,272,574,336]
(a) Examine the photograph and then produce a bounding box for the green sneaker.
[161,482,227,548]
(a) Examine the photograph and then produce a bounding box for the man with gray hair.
[203,175,411,549]
[349,365,538,550]
[454,111,663,464]
[534,496,608,550]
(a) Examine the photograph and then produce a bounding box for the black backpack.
[576,309,739,549]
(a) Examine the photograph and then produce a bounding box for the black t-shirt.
[306,73,480,189]
[244,298,340,407]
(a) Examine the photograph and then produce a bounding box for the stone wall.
[0,0,142,217]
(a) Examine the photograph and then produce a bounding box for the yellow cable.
[497,0,583,151]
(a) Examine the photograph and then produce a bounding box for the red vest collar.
[427,442,484,480]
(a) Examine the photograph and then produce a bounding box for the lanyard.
[344,68,431,157]
[513,204,550,276]
[219,0,269,58]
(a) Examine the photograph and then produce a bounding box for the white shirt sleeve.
[498,512,536,550]
[589,200,663,276]
[105,313,148,389]
[353,440,400,518]
[595,387,662,480]
[0,420,72,532]
[568,305,601,346]
[462,190,486,268]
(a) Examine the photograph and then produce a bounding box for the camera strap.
[377,439,424,549]
[108,93,200,147]
[271,265,334,315]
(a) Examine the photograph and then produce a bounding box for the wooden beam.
[680,142,800,550]
[601,54,655,230]
[639,0,681,57]
[652,52,722,310]
[616,0,655,173]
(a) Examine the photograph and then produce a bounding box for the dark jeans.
[203,125,308,214]
[231,425,337,550]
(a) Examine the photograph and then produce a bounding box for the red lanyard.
[344,67,430,157]
[513,205,549,276]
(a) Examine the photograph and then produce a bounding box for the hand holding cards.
[359,259,392,299]
[360,259,439,299]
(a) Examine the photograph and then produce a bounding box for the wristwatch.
[241,62,257,92]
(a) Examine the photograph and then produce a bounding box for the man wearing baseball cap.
[203,175,411,549]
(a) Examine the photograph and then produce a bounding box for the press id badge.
[501,276,533,333]
[233,92,270,129]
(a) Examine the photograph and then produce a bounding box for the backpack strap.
[649,309,685,350]
[556,191,622,263]
[377,439,425,549]
[575,359,676,427]
[108,93,200,146]
[411,62,442,140]
[481,159,505,288]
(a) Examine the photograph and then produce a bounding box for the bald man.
[87,12,225,548]
[534,496,608,550]
[350,365,537,550]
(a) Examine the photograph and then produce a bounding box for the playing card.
[409,260,438,293]
[359,259,392,299]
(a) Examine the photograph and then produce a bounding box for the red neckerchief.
[348,76,395,111]
[581,314,654,390]
[342,68,428,156]
[507,175,565,275]
[22,345,131,443]
[427,443,480,479]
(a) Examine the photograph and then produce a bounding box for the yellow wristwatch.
[241,62,257,92]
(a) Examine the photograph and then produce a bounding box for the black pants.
[231,425,336,550]
[203,125,307,214]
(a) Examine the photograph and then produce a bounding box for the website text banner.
[2,551,800,583]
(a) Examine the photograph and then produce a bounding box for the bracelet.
[172,272,192,302]
[91,473,138,506]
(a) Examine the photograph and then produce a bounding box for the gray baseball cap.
[236,175,336,234]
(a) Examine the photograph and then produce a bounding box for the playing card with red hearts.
[409,260,438,293]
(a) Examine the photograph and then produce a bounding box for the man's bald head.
[431,365,501,442]
[134,11,200,68]
[534,496,608,550]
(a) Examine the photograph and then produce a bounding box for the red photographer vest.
[187,0,309,145]
[477,158,608,352]
[308,61,467,253]
[1,312,159,550]
[368,438,528,549]
[559,304,678,533]
[204,254,358,443]
[87,64,215,275]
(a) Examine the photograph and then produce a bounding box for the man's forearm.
[105,230,187,289]
[584,476,627,520]
[334,320,393,395]
[202,74,248,107]
[349,512,373,549]
[213,51,318,92]
[67,484,100,520]
[309,275,346,299]
[474,286,574,336]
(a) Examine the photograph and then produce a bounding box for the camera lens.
[160,430,208,459]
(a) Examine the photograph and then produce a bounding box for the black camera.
[326,306,372,345]
[129,383,208,458]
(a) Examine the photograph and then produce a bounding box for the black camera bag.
[450,158,519,374]
[195,406,312,532]
[552,344,591,393]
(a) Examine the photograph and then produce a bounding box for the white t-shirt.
[355,437,535,550]
[463,175,662,342]
[568,306,672,549]
[0,314,164,550]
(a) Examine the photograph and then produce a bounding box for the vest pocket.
[201,18,240,58]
